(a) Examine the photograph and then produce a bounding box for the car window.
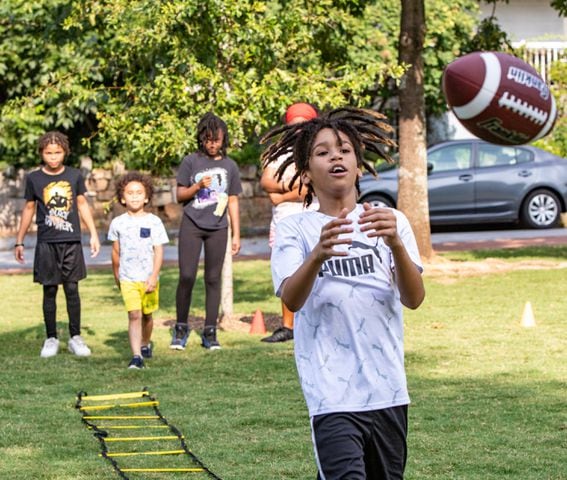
[515,148,533,164]
[374,160,398,172]
[478,144,533,168]
[428,144,472,172]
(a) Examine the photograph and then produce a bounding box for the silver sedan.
[358,140,567,229]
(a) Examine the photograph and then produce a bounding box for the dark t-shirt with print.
[176,152,242,230]
[24,166,87,243]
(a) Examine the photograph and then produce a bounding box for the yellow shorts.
[120,281,159,314]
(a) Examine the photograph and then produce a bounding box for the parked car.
[358,140,567,229]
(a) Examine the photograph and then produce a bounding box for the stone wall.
[0,161,273,246]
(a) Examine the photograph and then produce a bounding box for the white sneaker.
[40,337,60,358]
[68,335,91,357]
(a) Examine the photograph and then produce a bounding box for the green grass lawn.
[0,249,566,479]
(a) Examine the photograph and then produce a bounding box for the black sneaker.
[201,327,221,350]
[141,343,153,359]
[128,355,145,369]
[261,326,294,343]
[170,324,189,350]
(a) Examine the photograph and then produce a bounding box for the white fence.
[513,41,567,82]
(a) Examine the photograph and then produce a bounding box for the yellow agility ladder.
[75,388,222,479]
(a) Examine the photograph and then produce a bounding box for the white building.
[481,0,566,81]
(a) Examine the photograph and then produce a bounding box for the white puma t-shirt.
[271,205,422,417]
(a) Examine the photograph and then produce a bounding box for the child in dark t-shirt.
[14,131,100,358]
[170,113,242,351]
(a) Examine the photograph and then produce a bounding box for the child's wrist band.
[14,243,24,248]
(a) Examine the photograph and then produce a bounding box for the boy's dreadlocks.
[260,107,396,207]
[197,112,229,157]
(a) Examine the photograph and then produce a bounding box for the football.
[442,51,557,145]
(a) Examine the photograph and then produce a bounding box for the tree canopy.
[1,0,482,172]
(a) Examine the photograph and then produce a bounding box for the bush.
[533,60,567,158]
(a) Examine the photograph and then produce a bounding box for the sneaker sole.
[261,333,294,343]
[40,340,60,357]
[68,347,91,357]
[261,337,293,343]
[40,352,58,358]
[169,344,186,351]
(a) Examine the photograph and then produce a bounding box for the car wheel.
[521,189,561,229]
[360,194,395,208]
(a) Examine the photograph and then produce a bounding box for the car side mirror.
[427,162,434,174]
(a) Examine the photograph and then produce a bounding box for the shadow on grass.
[0,303,564,480]
[444,245,567,260]
[406,374,565,478]
[158,264,276,307]
[103,329,130,358]
[83,270,126,308]
[232,275,275,304]
[0,321,101,358]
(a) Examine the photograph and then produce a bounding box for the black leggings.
[43,282,81,338]
[176,216,228,329]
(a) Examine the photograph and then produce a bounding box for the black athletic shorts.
[33,242,87,285]
[312,405,408,480]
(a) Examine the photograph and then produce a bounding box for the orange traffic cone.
[250,309,266,334]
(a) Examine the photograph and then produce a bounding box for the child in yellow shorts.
[108,172,169,369]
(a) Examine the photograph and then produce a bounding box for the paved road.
[2,228,567,272]
[431,226,567,251]
[0,236,271,272]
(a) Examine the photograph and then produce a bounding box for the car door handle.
[518,170,532,177]
[458,174,473,181]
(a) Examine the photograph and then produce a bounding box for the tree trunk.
[220,223,233,318]
[398,0,434,260]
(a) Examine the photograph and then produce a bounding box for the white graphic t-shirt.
[107,213,169,282]
[271,205,422,417]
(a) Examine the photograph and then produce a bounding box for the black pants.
[312,406,408,480]
[43,282,81,338]
[34,242,85,338]
[176,216,228,329]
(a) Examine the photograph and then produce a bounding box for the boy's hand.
[90,236,101,258]
[358,202,402,248]
[15,245,25,264]
[145,275,158,293]
[312,208,353,262]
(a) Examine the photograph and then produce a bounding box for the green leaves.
[533,60,567,158]
[0,0,487,172]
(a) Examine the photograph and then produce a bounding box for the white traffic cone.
[521,301,536,328]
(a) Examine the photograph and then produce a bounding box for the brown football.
[442,51,557,145]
